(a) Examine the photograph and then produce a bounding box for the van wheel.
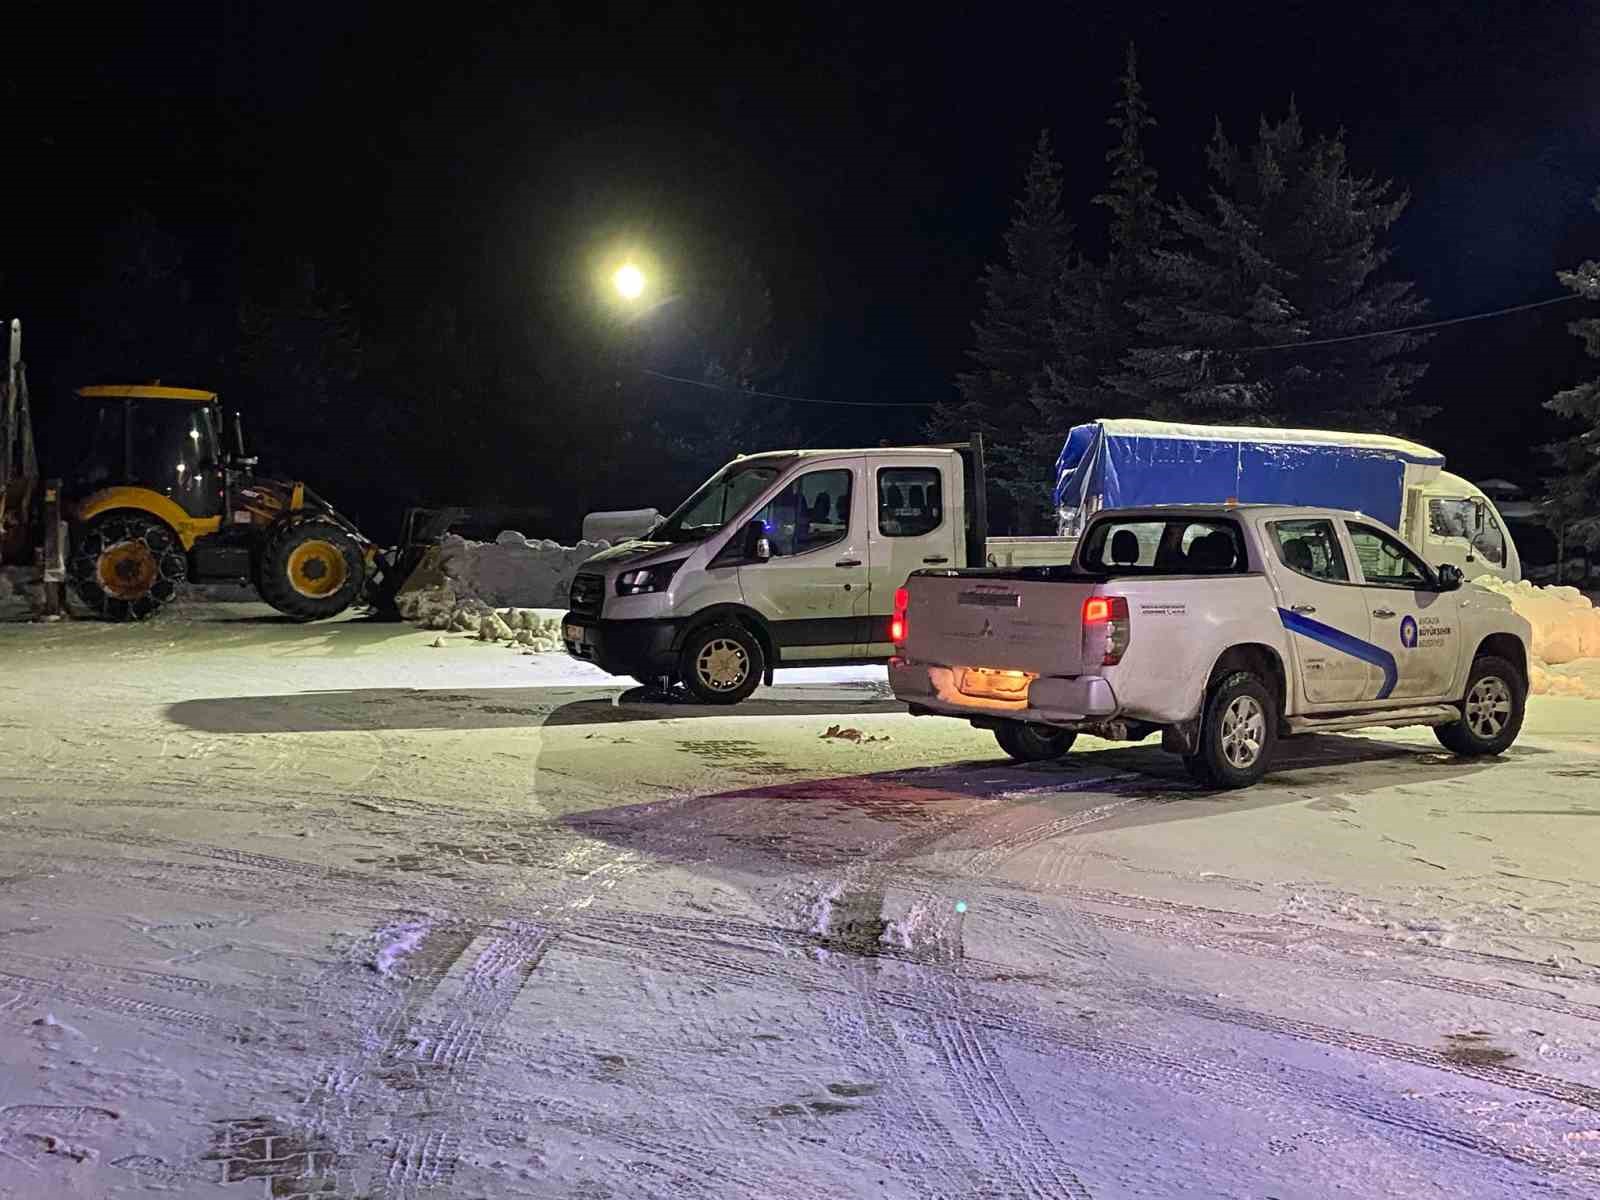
[679,622,764,704]
[1435,655,1524,757]
[1186,670,1275,789]
[994,722,1077,763]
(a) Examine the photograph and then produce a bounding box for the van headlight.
[616,559,686,596]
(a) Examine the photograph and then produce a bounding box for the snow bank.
[1471,577,1600,698]
[394,531,613,650]
[435,532,613,609]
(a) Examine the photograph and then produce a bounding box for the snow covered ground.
[2,602,1600,1199]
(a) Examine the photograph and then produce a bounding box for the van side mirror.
[745,519,772,561]
[1436,563,1463,592]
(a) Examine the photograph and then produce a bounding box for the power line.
[639,368,934,407]
[1244,293,1583,353]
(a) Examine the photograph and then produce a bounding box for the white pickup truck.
[889,504,1533,788]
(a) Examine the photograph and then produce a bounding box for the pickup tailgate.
[902,573,1098,676]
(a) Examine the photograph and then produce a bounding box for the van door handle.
[923,555,949,564]
[835,559,862,568]
[1373,607,1396,619]
[1290,603,1316,614]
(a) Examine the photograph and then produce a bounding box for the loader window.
[128,402,218,510]
[78,402,127,486]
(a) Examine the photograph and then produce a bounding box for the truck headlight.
[616,559,686,596]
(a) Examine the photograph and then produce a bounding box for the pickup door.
[1264,517,1382,705]
[1343,519,1462,701]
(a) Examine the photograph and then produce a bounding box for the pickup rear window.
[1079,517,1246,575]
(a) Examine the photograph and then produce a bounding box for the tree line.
[931,47,1470,535]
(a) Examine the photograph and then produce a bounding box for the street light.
[613,263,645,301]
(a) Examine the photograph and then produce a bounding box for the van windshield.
[652,457,794,543]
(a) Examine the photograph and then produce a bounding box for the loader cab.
[73,385,226,518]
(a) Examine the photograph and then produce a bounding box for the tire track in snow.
[532,909,1600,1181]
[920,870,1600,987]
[369,923,555,1199]
[821,980,980,1199]
[873,984,1600,1182]
[987,891,1600,1027]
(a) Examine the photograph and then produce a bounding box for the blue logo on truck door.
[1400,615,1418,649]
[1277,608,1399,700]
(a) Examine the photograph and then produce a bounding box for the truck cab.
[563,444,1004,701]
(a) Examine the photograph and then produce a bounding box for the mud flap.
[1161,717,1200,756]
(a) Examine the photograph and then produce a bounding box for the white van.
[561,442,1060,701]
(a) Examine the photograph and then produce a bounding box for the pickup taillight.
[891,586,909,647]
[1082,594,1129,666]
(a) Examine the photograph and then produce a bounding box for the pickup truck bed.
[890,504,1532,788]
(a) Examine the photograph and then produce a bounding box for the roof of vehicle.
[75,385,218,404]
[1088,418,1444,465]
[1088,502,1397,526]
[732,446,965,462]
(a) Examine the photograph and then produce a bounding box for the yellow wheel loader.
[2,320,384,621]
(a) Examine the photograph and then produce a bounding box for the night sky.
[8,1,1600,526]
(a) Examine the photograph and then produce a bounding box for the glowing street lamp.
[613,262,646,301]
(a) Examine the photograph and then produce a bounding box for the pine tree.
[1543,190,1600,550]
[1109,106,1428,430]
[932,131,1074,532]
[1035,46,1166,449]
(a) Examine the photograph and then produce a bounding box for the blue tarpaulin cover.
[1054,419,1447,531]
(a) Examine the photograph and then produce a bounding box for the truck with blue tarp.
[1052,419,1520,583]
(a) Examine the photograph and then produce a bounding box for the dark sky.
[8,0,1600,496]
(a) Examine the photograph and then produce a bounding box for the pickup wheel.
[679,622,764,704]
[1186,670,1276,789]
[994,722,1077,763]
[1435,654,1524,757]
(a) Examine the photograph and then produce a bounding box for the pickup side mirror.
[1436,563,1464,592]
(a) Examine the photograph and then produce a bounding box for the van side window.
[1428,497,1505,566]
[1270,519,1349,583]
[753,469,853,557]
[877,467,942,537]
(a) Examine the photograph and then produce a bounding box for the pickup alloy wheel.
[1186,670,1276,789]
[1435,655,1524,757]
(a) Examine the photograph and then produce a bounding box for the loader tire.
[257,521,366,621]
[68,512,187,621]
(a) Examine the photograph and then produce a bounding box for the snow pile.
[441,532,613,608]
[1471,577,1600,699]
[395,531,614,647]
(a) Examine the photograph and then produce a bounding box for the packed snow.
[393,531,612,649]
[2,601,1600,1198]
